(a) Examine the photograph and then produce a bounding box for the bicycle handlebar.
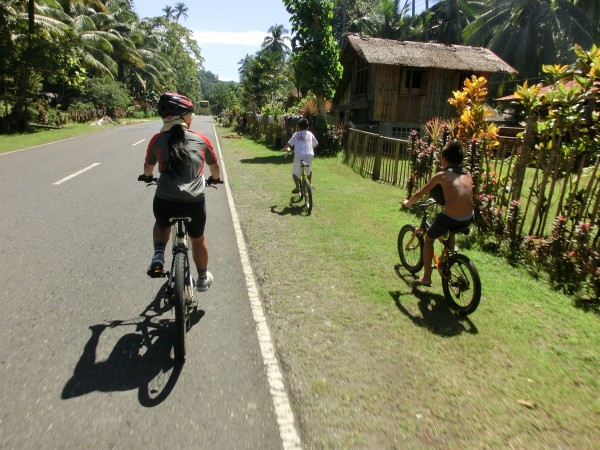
[137,174,223,189]
[138,174,158,184]
[414,199,438,208]
[401,198,437,210]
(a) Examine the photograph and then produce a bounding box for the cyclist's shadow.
[270,199,309,217]
[61,283,205,407]
[391,264,478,336]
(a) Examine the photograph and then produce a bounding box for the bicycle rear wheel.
[302,177,312,213]
[397,224,424,273]
[173,252,187,361]
[442,253,481,315]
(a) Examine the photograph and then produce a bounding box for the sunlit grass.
[220,125,600,449]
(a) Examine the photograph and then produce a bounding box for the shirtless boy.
[403,142,474,286]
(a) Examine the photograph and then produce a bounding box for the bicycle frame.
[409,221,455,276]
[398,199,481,315]
[168,218,194,304]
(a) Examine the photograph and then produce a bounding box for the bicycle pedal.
[147,269,165,278]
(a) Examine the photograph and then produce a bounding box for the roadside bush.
[67,101,98,123]
[82,78,131,118]
[27,98,67,127]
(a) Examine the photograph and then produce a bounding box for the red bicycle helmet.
[157,92,194,118]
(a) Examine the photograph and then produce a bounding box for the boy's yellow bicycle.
[398,199,481,315]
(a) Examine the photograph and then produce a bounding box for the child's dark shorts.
[153,197,206,238]
[426,211,474,239]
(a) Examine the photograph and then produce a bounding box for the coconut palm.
[162,5,175,21]
[463,0,598,82]
[174,2,189,22]
[374,0,413,39]
[419,0,483,44]
[261,24,291,62]
[238,54,254,75]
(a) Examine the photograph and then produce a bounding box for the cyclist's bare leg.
[419,235,434,285]
[153,222,170,244]
[190,234,208,272]
[292,174,300,191]
[151,222,170,267]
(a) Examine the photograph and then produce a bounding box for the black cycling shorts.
[427,211,474,239]
[153,197,206,238]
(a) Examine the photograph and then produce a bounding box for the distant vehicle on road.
[198,100,211,115]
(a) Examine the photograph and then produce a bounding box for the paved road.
[0,118,297,449]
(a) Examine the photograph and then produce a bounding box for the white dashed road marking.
[53,163,100,185]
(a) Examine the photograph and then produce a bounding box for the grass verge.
[218,126,599,449]
[0,119,154,154]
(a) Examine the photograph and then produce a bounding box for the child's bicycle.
[138,174,221,361]
[284,149,313,214]
[398,199,481,315]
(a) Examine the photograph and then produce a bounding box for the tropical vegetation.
[3,0,598,133]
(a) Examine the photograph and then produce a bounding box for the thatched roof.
[343,35,517,75]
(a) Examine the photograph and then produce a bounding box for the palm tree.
[420,0,483,44]
[162,5,175,21]
[238,54,254,75]
[174,2,189,22]
[463,0,598,82]
[261,24,291,62]
[374,0,412,39]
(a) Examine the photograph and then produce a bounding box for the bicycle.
[397,199,481,315]
[284,149,313,214]
[138,174,221,361]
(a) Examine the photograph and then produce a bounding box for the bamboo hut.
[332,35,517,137]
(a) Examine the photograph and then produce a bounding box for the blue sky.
[132,0,292,82]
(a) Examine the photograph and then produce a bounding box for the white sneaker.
[195,271,213,292]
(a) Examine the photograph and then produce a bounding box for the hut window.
[405,70,423,89]
[355,64,369,95]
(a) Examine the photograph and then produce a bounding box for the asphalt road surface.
[0,117,299,449]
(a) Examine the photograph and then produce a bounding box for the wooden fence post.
[372,136,382,180]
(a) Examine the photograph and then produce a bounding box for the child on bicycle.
[283,118,318,193]
[402,142,474,286]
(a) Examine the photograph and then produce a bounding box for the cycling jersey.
[145,129,218,202]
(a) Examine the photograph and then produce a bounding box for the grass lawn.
[0,119,155,154]
[218,125,599,449]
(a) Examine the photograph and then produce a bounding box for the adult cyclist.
[139,92,221,291]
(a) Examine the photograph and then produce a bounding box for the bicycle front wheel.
[442,254,481,315]
[302,178,313,213]
[397,224,424,273]
[173,252,187,361]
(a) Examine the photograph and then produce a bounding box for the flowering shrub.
[474,193,504,239]
[522,216,598,296]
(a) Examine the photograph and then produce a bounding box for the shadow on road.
[391,264,478,336]
[62,283,205,407]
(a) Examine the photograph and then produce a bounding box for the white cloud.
[193,30,265,46]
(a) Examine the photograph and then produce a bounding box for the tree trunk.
[28,0,35,33]
[511,114,535,201]
[316,93,326,117]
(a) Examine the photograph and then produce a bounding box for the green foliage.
[283,0,343,105]
[67,101,98,123]
[522,216,598,295]
[82,78,132,116]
